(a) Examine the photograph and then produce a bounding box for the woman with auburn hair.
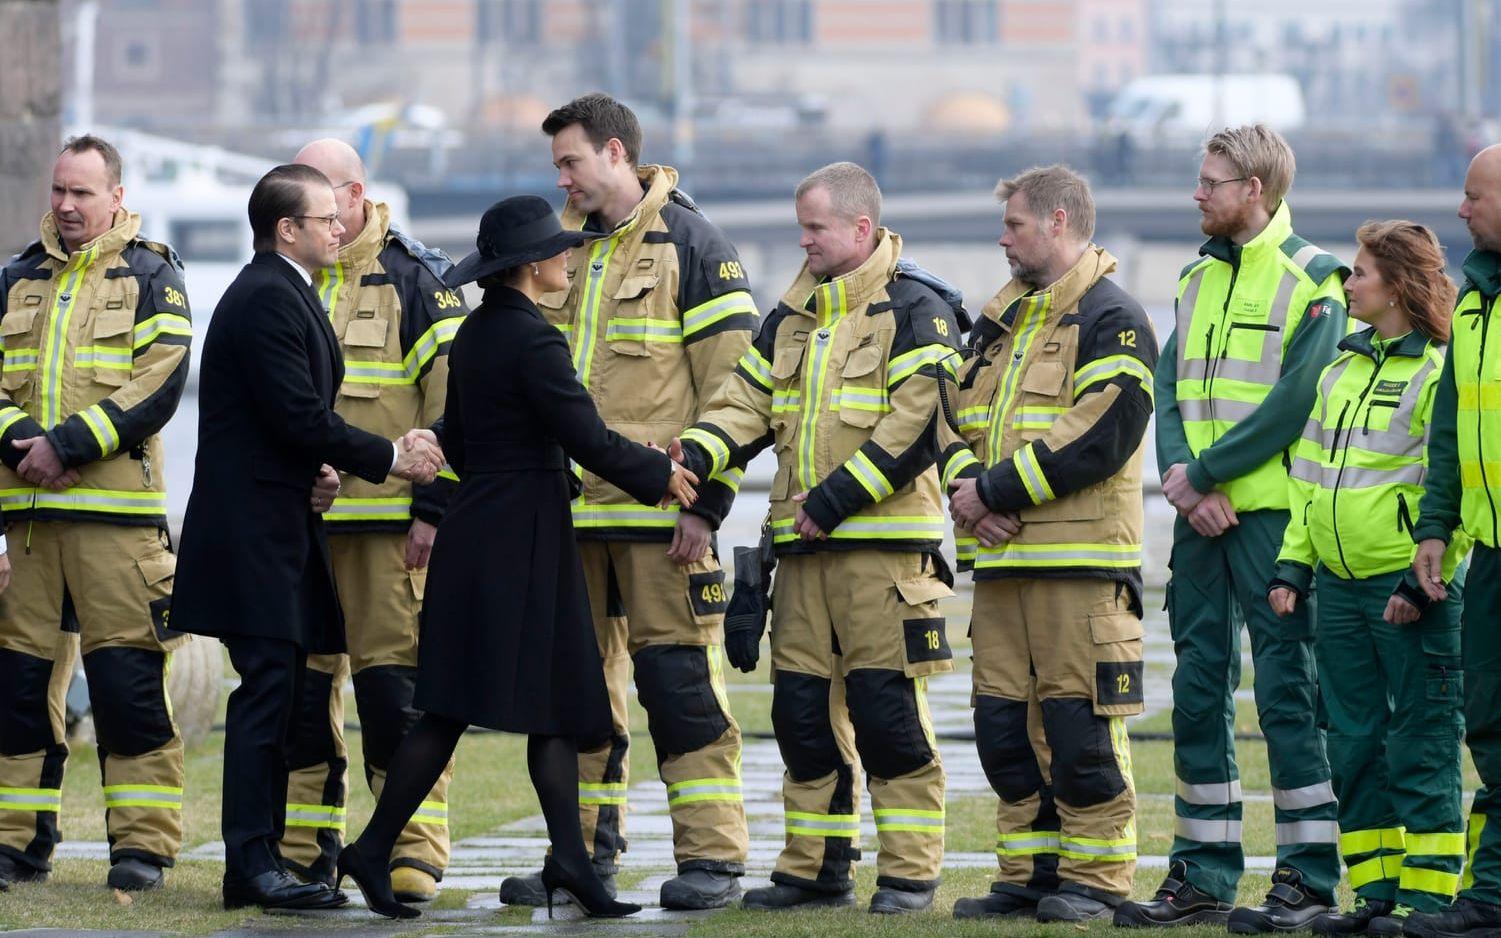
[1268,220,1470,936]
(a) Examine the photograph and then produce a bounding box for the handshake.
[647,438,699,510]
[309,428,445,515]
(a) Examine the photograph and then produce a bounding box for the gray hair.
[795,161,882,225]
[995,164,1095,240]
[1204,124,1296,212]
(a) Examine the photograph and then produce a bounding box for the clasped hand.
[13,435,79,491]
[946,477,1021,547]
[392,428,445,485]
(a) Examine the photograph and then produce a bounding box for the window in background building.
[244,0,287,47]
[476,0,541,44]
[114,34,161,81]
[356,0,398,44]
[935,0,998,44]
[746,0,813,44]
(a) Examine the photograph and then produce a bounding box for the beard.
[1200,202,1254,239]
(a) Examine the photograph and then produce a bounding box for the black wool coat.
[415,285,671,737]
[172,252,393,653]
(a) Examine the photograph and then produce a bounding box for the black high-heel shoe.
[335,842,420,920]
[540,856,641,919]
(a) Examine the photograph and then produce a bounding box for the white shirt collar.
[276,253,314,285]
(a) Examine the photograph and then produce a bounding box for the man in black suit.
[171,164,444,911]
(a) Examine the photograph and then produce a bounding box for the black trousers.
[222,635,308,881]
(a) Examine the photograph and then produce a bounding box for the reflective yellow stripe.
[846,450,894,500]
[571,502,680,529]
[987,294,1049,466]
[80,403,120,457]
[785,810,860,838]
[681,427,732,477]
[1464,813,1486,892]
[316,260,344,316]
[74,346,132,369]
[1347,853,1404,888]
[681,290,756,338]
[605,317,683,343]
[1012,404,1066,430]
[770,514,944,544]
[737,346,774,391]
[131,313,192,350]
[0,487,166,515]
[666,777,743,805]
[0,405,26,435]
[886,343,957,387]
[323,496,413,522]
[411,799,448,826]
[1341,827,1406,856]
[974,541,1141,569]
[0,786,62,812]
[573,234,623,386]
[873,807,944,834]
[4,347,37,372]
[1012,444,1054,504]
[797,311,842,491]
[103,784,182,810]
[957,405,988,433]
[1059,832,1136,861]
[997,830,1060,855]
[41,246,96,427]
[285,803,347,829]
[942,448,981,487]
[1074,353,1154,399]
[579,782,627,806]
[1400,865,1461,897]
[1406,832,1465,856]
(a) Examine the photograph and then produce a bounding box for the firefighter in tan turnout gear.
[678,161,964,914]
[277,140,466,901]
[497,94,754,911]
[0,136,192,892]
[940,166,1154,923]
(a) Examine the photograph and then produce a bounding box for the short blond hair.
[795,161,882,225]
[995,164,1095,240]
[1204,124,1295,213]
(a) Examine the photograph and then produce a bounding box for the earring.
[1388,299,1395,307]
[531,264,539,276]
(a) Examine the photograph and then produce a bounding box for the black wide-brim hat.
[443,195,586,288]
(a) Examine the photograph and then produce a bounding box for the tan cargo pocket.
[605,275,662,357]
[895,575,956,677]
[339,316,391,399]
[407,567,427,602]
[1089,610,1144,715]
[1021,360,1067,397]
[771,343,806,381]
[2,305,40,394]
[137,551,187,650]
[836,347,885,430]
[90,306,135,387]
[343,316,389,349]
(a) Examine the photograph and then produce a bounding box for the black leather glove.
[724,544,770,673]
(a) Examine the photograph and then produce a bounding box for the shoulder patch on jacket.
[887,277,962,348]
[386,223,454,278]
[128,238,184,273]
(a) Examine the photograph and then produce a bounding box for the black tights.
[354,713,590,870]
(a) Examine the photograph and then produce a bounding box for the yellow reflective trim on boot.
[579,782,627,806]
[1400,865,1461,898]
[666,777,743,806]
[1463,814,1485,891]
[1110,716,1134,781]
[1059,835,1137,862]
[785,811,860,838]
[1346,853,1404,888]
[873,807,945,834]
[1406,832,1466,857]
[1341,827,1407,857]
[0,787,61,811]
[996,830,1060,856]
[102,784,183,810]
[411,800,448,826]
[285,803,347,830]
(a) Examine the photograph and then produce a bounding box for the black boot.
[1313,896,1394,935]
[0,853,47,886]
[1364,903,1413,937]
[1403,897,1501,937]
[499,858,616,907]
[742,881,855,910]
[660,869,741,910]
[1037,882,1122,922]
[869,883,935,914]
[107,857,165,891]
[953,882,1044,920]
[1227,868,1333,934]
[1114,861,1233,927]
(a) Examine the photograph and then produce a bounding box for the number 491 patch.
[688,570,729,617]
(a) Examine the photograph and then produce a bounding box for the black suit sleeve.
[520,320,671,507]
[235,286,392,483]
[435,369,466,478]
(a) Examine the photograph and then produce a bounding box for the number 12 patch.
[1095,660,1144,707]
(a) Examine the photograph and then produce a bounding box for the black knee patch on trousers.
[351,665,419,772]
[1040,697,1125,808]
[0,648,58,755]
[845,668,933,780]
[286,667,339,770]
[772,670,842,782]
[83,646,174,756]
[632,645,731,757]
[974,694,1043,802]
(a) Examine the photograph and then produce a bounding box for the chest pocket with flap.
[0,304,41,394]
[338,314,392,399]
[88,301,136,388]
[837,343,887,428]
[605,275,666,357]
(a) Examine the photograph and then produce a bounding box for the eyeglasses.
[293,213,340,229]
[331,181,356,190]
[1197,176,1249,194]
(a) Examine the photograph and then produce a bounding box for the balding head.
[293,138,367,245]
[1461,144,1501,253]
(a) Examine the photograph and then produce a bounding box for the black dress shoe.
[1313,896,1394,935]
[223,869,344,910]
[1403,897,1501,937]
[1228,868,1332,934]
[0,852,47,886]
[1114,861,1233,927]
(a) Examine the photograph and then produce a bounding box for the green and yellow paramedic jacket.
[936,246,1156,598]
[1275,327,1470,601]
[313,200,465,534]
[1156,202,1350,512]
[541,164,758,539]
[1415,248,1501,550]
[679,229,963,556]
[0,209,190,526]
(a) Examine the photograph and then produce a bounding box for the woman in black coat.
[337,196,697,919]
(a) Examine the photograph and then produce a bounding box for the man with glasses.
[274,139,467,902]
[1114,124,1349,932]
